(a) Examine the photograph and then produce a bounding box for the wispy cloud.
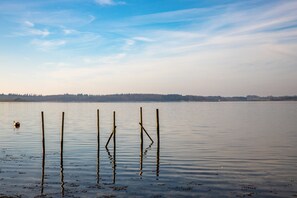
[29,28,50,37]
[83,53,126,64]
[24,20,34,27]
[133,36,154,42]
[62,28,77,35]
[95,0,125,6]
[31,39,66,51]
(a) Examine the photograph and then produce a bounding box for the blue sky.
[0,0,296,96]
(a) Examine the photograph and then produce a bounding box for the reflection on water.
[41,149,45,195]
[156,142,160,178]
[97,133,100,185]
[0,102,297,197]
[60,151,64,196]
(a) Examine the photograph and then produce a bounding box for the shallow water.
[0,102,297,197]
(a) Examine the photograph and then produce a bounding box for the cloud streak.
[95,0,125,6]
[31,39,66,51]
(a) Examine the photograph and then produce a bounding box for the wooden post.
[41,111,45,155]
[140,107,143,144]
[105,131,114,148]
[113,111,116,152]
[156,109,160,178]
[61,112,65,156]
[97,109,100,146]
[139,108,143,176]
[140,124,154,143]
[156,109,160,147]
[41,111,45,194]
[113,111,116,184]
[97,109,100,184]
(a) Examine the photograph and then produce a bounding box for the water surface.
[0,102,297,197]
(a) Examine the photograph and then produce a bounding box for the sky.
[0,0,296,96]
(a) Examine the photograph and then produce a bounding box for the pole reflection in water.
[41,150,45,194]
[105,147,116,184]
[113,150,116,184]
[139,142,153,177]
[97,137,100,184]
[139,140,143,176]
[156,141,160,179]
[60,152,64,196]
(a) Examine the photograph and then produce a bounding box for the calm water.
[0,102,297,197]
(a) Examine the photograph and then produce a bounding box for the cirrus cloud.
[95,0,125,6]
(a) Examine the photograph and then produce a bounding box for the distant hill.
[0,93,296,102]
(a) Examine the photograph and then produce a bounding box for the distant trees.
[0,94,296,102]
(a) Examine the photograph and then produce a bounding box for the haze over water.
[0,102,296,197]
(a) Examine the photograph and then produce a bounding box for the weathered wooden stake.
[97,109,100,146]
[113,111,116,184]
[61,112,65,155]
[113,111,116,154]
[139,124,154,143]
[156,109,160,147]
[97,109,100,184]
[106,111,117,148]
[41,111,45,155]
[41,111,45,194]
[140,107,143,144]
[105,131,114,148]
[156,109,160,178]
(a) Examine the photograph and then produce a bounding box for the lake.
[0,102,297,197]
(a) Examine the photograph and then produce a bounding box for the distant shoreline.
[1,94,297,102]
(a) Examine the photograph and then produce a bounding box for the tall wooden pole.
[41,112,45,156]
[97,109,100,146]
[156,109,160,178]
[97,109,100,184]
[113,111,116,184]
[156,109,160,147]
[61,112,65,157]
[41,111,45,194]
[139,108,143,176]
[140,107,143,144]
